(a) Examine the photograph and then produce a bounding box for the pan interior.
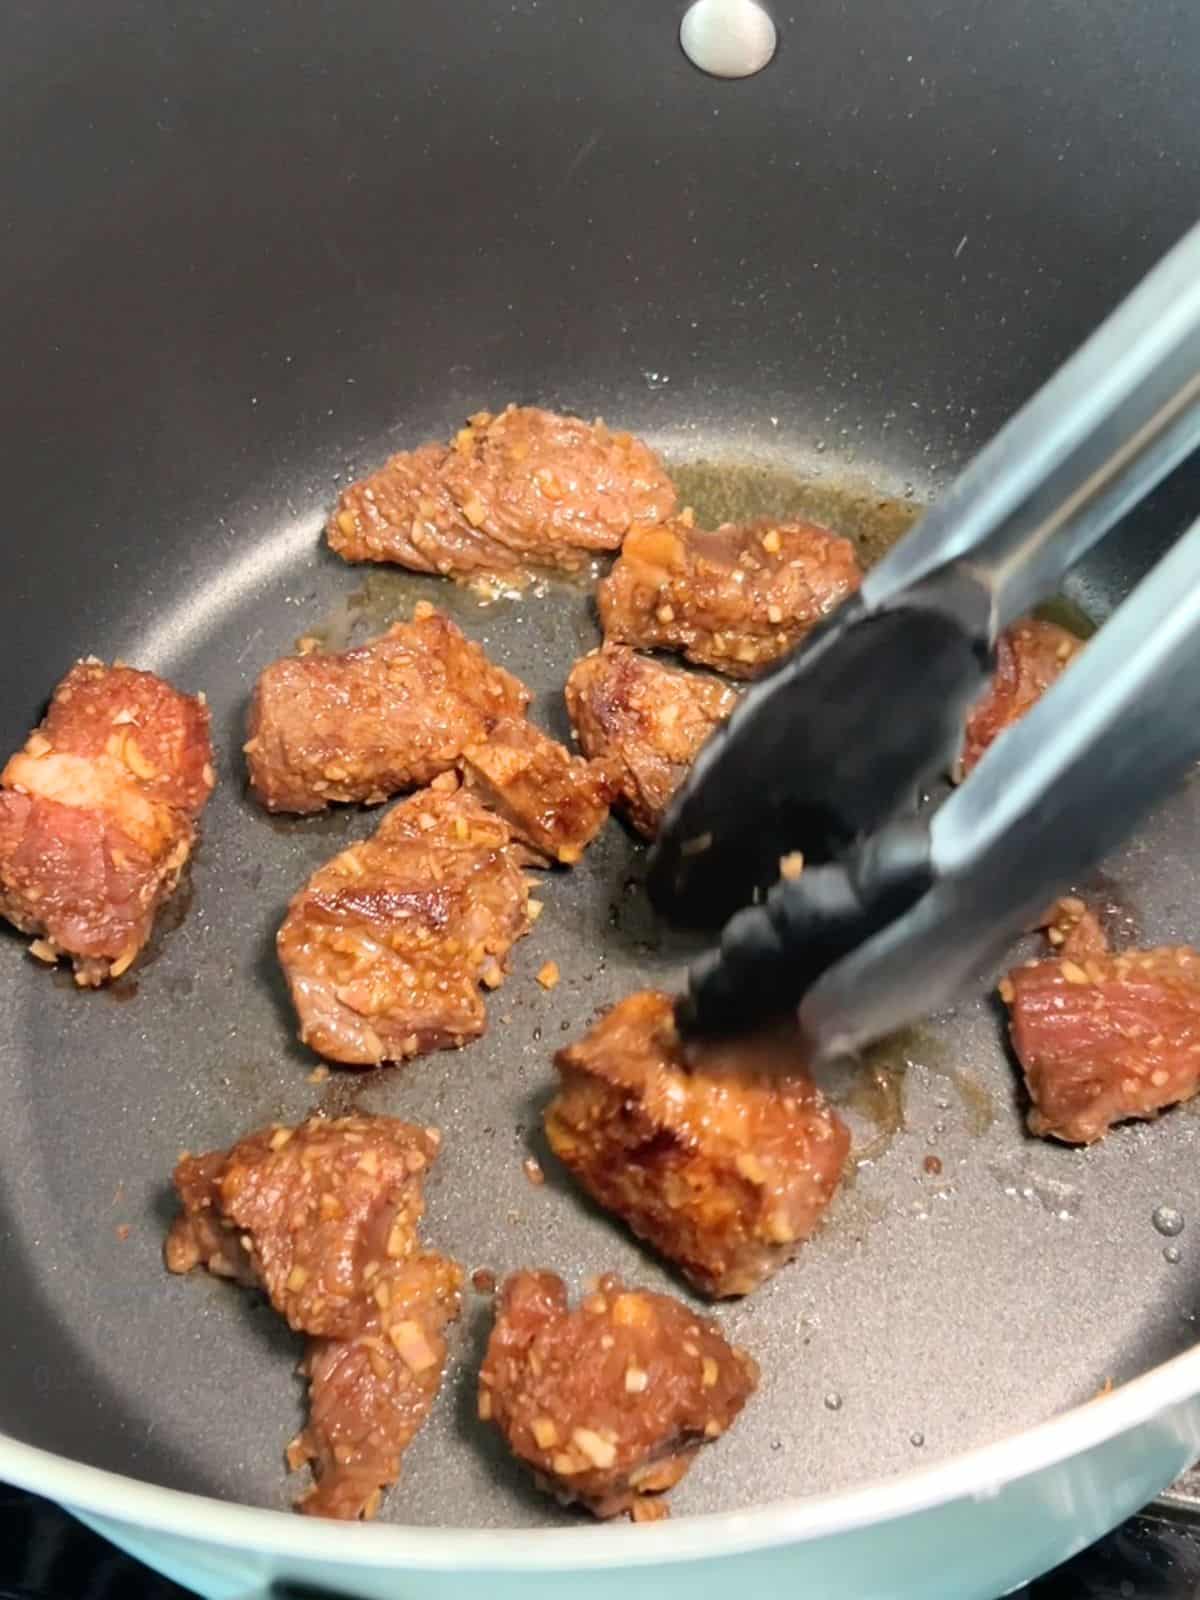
[5,0,1200,1531]
[1,438,1199,1529]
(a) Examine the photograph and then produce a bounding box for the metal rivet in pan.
[823,1391,843,1412]
[1164,1244,1183,1264]
[679,0,778,79]
[1152,1205,1185,1237]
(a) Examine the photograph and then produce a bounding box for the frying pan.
[4,1,1200,1595]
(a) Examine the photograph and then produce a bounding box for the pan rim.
[3,1338,1199,1569]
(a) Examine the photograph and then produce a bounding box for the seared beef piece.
[564,645,737,838]
[167,1116,441,1338]
[959,618,1084,777]
[328,406,677,581]
[329,442,484,577]
[290,1247,463,1520]
[480,1270,757,1519]
[458,716,611,866]
[0,659,213,985]
[546,991,849,1297]
[166,1114,463,1521]
[277,779,533,1067]
[1003,907,1200,1144]
[597,516,862,679]
[246,607,529,814]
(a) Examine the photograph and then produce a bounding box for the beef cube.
[291,1248,463,1520]
[167,1115,441,1338]
[0,659,213,984]
[166,1114,462,1520]
[459,716,611,865]
[245,607,529,814]
[564,644,737,838]
[546,991,849,1296]
[597,516,861,679]
[276,780,533,1066]
[1004,936,1200,1144]
[959,618,1083,776]
[328,406,677,581]
[479,1269,757,1518]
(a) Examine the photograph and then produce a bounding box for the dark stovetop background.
[3,1487,1200,1600]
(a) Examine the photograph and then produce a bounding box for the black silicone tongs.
[648,221,1200,1060]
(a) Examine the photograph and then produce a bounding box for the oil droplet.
[823,1391,843,1412]
[1153,1205,1185,1237]
[1164,1244,1182,1265]
[909,1431,925,1448]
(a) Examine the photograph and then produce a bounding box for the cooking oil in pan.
[305,457,928,658]
[302,456,1094,653]
[928,1063,998,1138]
[1033,593,1097,639]
[839,1053,908,1169]
[296,567,492,654]
[668,458,923,567]
[829,1022,1000,1175]
[672,462,1100,639]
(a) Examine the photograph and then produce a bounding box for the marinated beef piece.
[291,1247,463,1519]
[328,406,677,581]
[959,618,1084,777]
[479,1270,757,1519]
[458,717,611,866]
[564,645,737,838]
[246,607,529,814]
[329,442,481,577]
[546,991,850,1296]
[277,779,533,1066]
[0,659,213,985]
[1004,915,1200,1144]
[166,1114,463,1520]
[167,1116,442,1338]
[597,516,862,679]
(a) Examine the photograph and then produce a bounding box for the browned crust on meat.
[245,609,530,814]
[564,645,737,838]
[597,517,862,679]
[276,781,533,1066]
[480,1269,757,1518]
[292,1248,463,1519]
[458,716,611,865]
[545,991,850,1296]
[1005,939,1200,1145]
[959,618,1083,776]
[166,1114,462,1520]
[0,660,213,983]
[168,1116,441,1338]
[328,406,677,581]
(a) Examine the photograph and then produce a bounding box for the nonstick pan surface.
[4,0,1200,1540]
[2,444,1200,1530]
